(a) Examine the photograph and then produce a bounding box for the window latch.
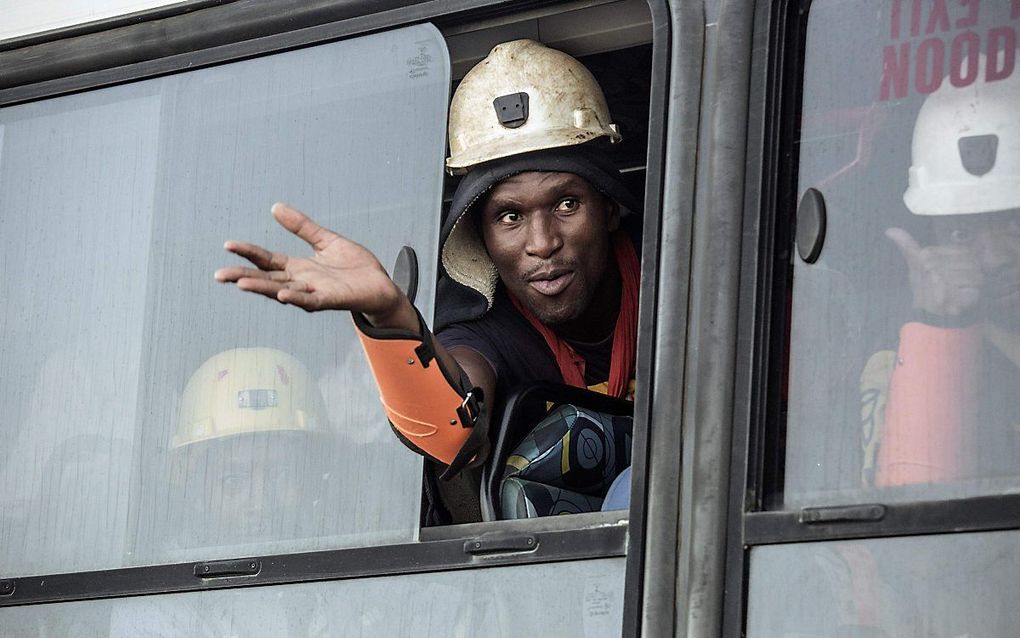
[799,503,886,525]
[194,558,261,579]
[464,532,537,555]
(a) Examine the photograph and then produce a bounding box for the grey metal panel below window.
[0,557,626,637]
[746,530,1020,637]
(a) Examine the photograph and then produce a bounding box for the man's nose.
[524,215,563,258]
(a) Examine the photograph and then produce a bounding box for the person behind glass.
[863,52,1020,488]
[164,348,341,550]
[215,40,641,522]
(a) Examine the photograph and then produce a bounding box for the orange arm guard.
[876,322,982,486]
[353,311,489,479]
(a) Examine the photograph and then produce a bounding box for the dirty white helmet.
[904,49,1020,216]
[173,348,327,449]
[446,39,621,174]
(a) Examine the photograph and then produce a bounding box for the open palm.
[215,203,407,322]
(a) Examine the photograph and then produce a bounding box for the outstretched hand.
[215,203,417,330]
[886,227,982,318]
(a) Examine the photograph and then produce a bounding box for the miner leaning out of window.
[216,40,641,523]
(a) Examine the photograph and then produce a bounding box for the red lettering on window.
[926,0,951,34]
[986,27,1017,81]
[911,0,923,37]
[950,31,981,87]
[916,38,946,94]
[956,0,980,29]
[891,0,903,39]
[881,43,912,100]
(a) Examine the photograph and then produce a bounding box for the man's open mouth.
[527,269,575,296]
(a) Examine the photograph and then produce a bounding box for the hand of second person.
[886,227,983,318]
[215,203,417,329]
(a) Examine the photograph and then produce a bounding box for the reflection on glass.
[0,558,625,638]
[783,0,1020,507]
[158,348,343,551]
[0,23,450,576]
[747,530,1020,637]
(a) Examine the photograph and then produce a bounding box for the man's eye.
[497,211,522,224]
[555,198,579,212]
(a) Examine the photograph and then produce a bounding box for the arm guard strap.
[353,311,490,479]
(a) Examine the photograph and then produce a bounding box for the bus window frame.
[0,0,672,625]
[725,0,1020,633]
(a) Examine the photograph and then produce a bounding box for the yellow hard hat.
[173,348,327,449]
[445,39,621,174]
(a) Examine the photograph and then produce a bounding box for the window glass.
[783,0,1020,507]
[0,23,449,575]
[746,530,1020,637]
[0,557,625,637]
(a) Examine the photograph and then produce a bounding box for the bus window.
[0,23,450,574]
[781,0,1019,508]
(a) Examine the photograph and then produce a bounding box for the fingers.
[214,265,291,284]
[885,227,923,267]
[277,288,320,310]
[221,240,289,272]
[230,276,315,305]
[272,203,340,252]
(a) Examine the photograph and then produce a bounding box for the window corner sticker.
[406,39,435,80]
[879,0,1018,101]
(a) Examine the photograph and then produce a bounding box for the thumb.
[884,227,924,268]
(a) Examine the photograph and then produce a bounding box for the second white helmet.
[904,49,1020,216]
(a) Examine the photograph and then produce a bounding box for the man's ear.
[606,197,621,232]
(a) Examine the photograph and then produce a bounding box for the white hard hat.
[445,39,621,174]
[904,49,1020,216]
[173,348,327,449]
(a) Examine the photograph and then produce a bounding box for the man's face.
[478,172,620,325]
[933,212,1020,326]
[168,434,331,546]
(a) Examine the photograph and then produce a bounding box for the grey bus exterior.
[1,1,1018,636]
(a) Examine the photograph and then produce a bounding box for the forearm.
[353,306,494,478]
[876,322,982,486]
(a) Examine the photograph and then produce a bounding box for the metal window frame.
[0,520,627,607]
[0,0,673,627]
[723,0,1020,634]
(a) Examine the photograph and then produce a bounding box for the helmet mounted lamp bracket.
[493,92,529,128]
[958,134,998,177]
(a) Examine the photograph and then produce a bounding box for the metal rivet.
[406,358,415,365]
[450,419,457,425]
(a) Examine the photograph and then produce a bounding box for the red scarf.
[509,231,639,398]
